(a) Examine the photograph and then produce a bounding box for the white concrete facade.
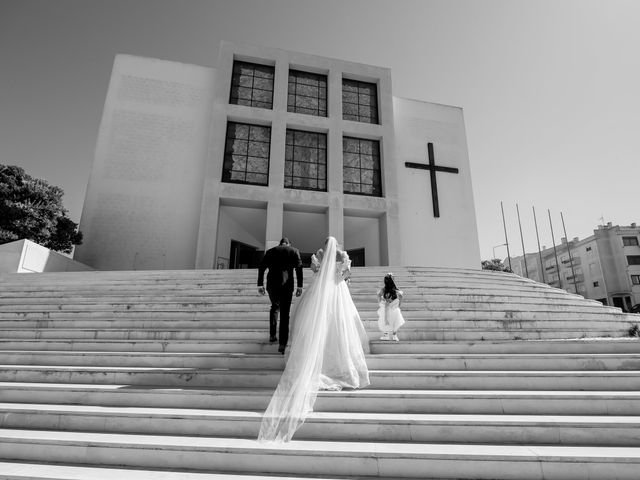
[74,55,215,270]
[394,98,480,268]
[76,41,480,270]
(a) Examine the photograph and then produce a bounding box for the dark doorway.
[300,252,313,268]
[230,240,262,269]
[347,248,365,267]
[612,297,628,312]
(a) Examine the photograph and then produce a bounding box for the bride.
[258,236,370,443]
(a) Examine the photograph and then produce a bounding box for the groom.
[257,237,303,354]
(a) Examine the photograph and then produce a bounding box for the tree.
[0,165,82,253]
[481,258,512,272]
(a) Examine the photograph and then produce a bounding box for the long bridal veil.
[258,236,369,443]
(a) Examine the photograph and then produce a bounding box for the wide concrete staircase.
[0,267,639,479]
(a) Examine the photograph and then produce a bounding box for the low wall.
[0,240,94,273]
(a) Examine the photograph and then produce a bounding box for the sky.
[1,0,638,261]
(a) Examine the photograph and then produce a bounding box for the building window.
[623,236,639,246]
[229,61,274,109]
[343,137,382,196]
[342,79,379,124]
[593,281,599,287]
[222,122,270,186]
[287,70,327,117]
[627,255,640,266]
[632,275,640,285]
[284,129,327,191]
[586,246,592,252]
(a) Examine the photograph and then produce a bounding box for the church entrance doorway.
[215,200,267,270]
[347,248,365,267]
[283,204,328,267]
[344,213,383,266]
[230,240,262,269]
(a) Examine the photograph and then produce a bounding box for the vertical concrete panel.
[265,200,285,250]
[394,97,481,269]
[76,55,215,270]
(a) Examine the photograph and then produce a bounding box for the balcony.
[566,274,585,284]
[561,257,581,266]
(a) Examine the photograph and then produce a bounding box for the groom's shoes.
[278,345,285,355]
[269,335,277,343]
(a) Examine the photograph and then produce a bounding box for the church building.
[74,41,481,270]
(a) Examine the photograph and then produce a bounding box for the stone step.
[0,281,541,293]
[0,267,532,282]
[0,339,279,353]
[0,288,601,301]
[0,327,631,342]
[1,338,637,355]
[0,275,613,295]
[1,365,639,390]
[384,328,632,341]
[0,280,601,300]
[0,319,270,329]
[370,338,640,354]
[0,318,630,333]
[0,327,630,342]
[1,429,639,479]
[0,277,563,290]
[0,289,603,309]
[0,310,628,323]
[0,300,617,314]
[0,284,614,300]
[3,383,640,415]
[1,403,639,446]
[2,350,640,371]
[0,462,340,480]
[0,268,566,284]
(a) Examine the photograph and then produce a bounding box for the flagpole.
[532,206,546,283]
[516,203,529,277]
[560,211,579,294]
[548,209,562,290]
[500,201,512,271]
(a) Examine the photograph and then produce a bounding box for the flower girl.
[377,273,405,341]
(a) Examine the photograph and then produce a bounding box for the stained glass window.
[287,70,328,117]
[285,129,327,191]
[343,136,382,196]
[222,122,271,186]
[229,61,274,109]
[342,79,378,124]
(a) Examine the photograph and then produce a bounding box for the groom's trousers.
[267,286,293,347]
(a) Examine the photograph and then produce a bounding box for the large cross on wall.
[405,142,459,218]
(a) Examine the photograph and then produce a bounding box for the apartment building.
[509,223,640,311]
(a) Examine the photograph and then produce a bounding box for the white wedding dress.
[258,236,370,443]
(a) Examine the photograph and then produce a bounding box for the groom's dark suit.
[257,242,303,350]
